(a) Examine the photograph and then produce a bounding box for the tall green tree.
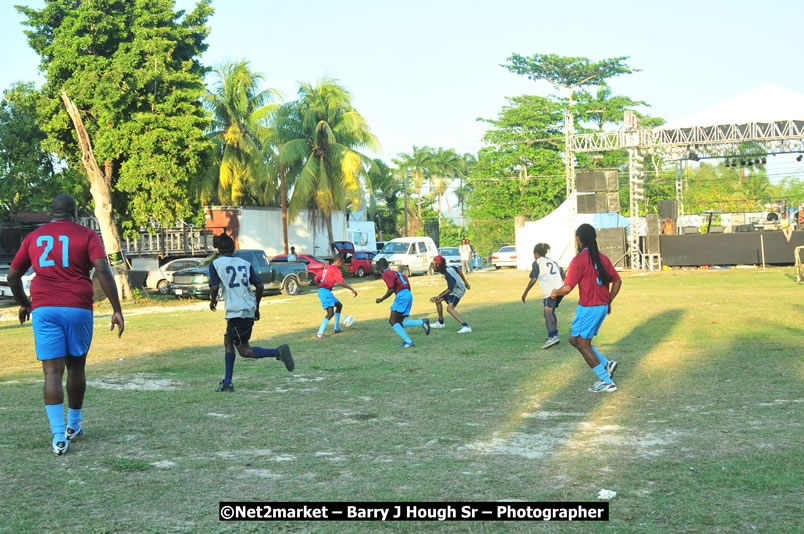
[280,79,380,250]
[365,158,400,239]
[204,60,280,206]
[504,53,636,108]
[394,145,432,224]
[468,95,566,255]
[0,82,61,220]
[428,147,464,216]
[18,0,214,297]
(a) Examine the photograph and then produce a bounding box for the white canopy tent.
[662,84,804,129]
[514,199,637,270]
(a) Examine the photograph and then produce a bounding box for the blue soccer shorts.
[571,304,608,339]
[32,307,94,360]
[318,287,340,309]
[390,288,413,316]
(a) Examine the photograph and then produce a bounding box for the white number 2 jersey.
[531,256,564,298]
[209,256,260,319]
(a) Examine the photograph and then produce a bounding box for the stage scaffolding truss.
[565,117,804,269]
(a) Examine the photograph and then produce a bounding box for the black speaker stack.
[596,227,628,267]
[576,170,620,214]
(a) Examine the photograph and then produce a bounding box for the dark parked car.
[270,254,327,281]
[170,249,307,299]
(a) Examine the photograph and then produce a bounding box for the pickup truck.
[169,249,307,299]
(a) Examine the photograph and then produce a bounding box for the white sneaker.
[430,321,446,329]
[588,381,617,393]
[51,439,68,456]
[541,336,560,349]
[457,325,472,334]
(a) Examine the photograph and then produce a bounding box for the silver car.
[437,247,462,269]
[0,266,34,298]
[146,257,203,294]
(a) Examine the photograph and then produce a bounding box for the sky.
[3,0,804,180]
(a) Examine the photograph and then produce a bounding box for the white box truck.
[205,206,347,259]
[346,220,377,252]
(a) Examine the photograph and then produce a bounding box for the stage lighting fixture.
[761,158,767,165]
[797,155,803,162]
[724,160,730,168]
[754,159,760,165]
[740,159,746,166]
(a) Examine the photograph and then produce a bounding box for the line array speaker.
[577,170,619,192]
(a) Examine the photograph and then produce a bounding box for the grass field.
[0,268,802,533]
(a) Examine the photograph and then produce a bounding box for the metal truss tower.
[565,118,804,269]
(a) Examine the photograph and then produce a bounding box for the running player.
[551,224,622,392]
[429,256,472,333]
[313,254,357,338]
[209,233,293,392]
[7,194,124,455]
[375,258,430,348]
[521,243,565,349]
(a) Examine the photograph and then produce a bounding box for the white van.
[373,237,439,277]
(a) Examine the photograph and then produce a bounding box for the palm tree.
[575,82,647,132]
[280,79,380,251]
[429,147,465,216]
[394,146,432,223]
[204,60,280,205]
[456,152,476,229]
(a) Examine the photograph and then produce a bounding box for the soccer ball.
[341,315,355,328]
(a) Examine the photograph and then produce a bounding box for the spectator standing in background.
[460,239,473,273]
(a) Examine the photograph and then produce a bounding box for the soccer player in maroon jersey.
[551,224,622,392]
[375,258,430,347]
[7,194,125,455]
[313,255,357,338]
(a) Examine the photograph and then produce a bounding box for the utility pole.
[404,170,409,237]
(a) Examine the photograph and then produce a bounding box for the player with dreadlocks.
[551,224,622,392]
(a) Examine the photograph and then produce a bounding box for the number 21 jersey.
[11,220,107,311]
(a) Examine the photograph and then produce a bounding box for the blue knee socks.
[318,318,330,335]
[392,323,413,344]
[334,312,341,331]
[402,319,422,327]
[592,364,613,384]
[224,352,235,385]
[45,404,65,443]
[67,408,82,430]
[593,347,609,367]
[252,347,279,358]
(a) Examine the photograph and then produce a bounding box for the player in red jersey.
[313,255,357,338]
[375,258,429,348]
[552,224,622,393]
[8,194,124,455]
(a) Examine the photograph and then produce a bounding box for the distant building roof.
[13,211,50,224]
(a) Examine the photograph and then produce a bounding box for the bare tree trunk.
[280,165,289,254]
[61,90,132,300]
[325,215,334,257]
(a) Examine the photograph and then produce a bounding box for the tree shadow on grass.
[457,309,686,460]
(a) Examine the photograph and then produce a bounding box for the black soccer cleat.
[277,344,294,372]
[216,380,234,392]
[422,318,431,336]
